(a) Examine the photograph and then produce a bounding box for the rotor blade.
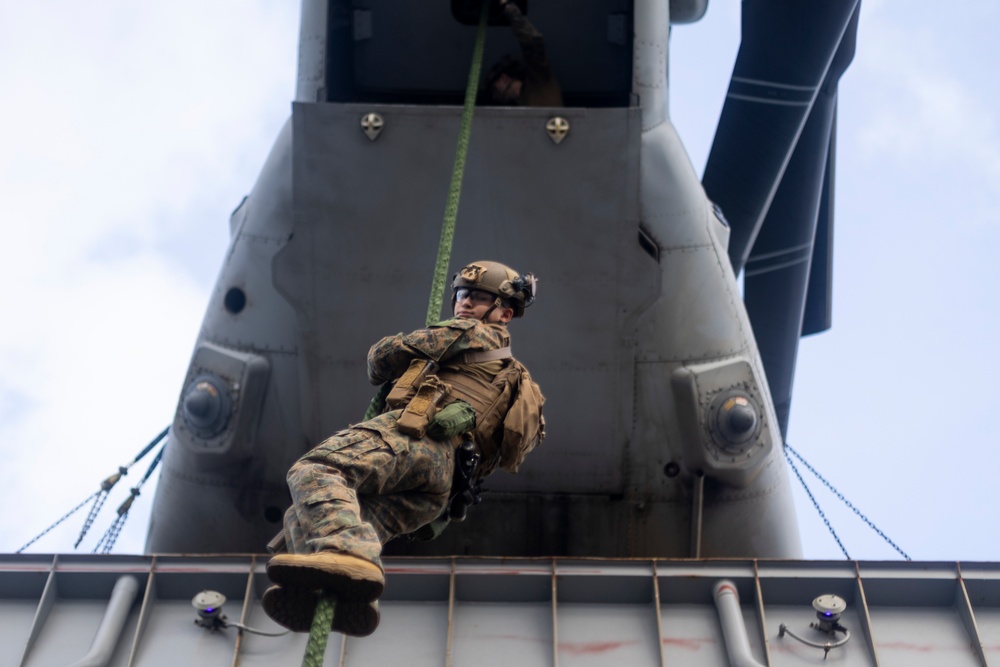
[802,2,861,336]
[742,6,861,437]
[802,121,836,337]
[743,93,836,437]
[703,0,861,276]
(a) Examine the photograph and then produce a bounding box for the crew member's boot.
[261,585,380,636]
[266,552,385,602]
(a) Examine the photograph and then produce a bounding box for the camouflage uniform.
[282,318,544,567]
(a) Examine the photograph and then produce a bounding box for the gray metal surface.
[3,555,999,667]
[276,102,644,492]
[147,0,806,559]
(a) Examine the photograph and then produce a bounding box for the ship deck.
[3,554,999,666]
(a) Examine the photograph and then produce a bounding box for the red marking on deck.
[770,643,800,654]
[559,640,638,656]
[879,642,963,653]
[662,637,715,650]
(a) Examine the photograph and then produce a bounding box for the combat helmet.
[452,261,537,318]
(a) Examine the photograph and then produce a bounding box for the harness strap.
[450,347,513,365]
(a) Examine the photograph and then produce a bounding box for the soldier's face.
[454,289,513,324]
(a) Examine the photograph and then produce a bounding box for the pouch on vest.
[427,400,477,440]
[499,369,546,472]
[386,359,438,410]
[396,375,451,438]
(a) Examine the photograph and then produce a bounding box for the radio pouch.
[396,375,451,438]
[386,359,438,410]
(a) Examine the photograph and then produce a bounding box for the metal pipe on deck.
[67,575,140,667]
[713,580,767,667]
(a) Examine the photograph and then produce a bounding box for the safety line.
[303,2,490,663]
[425,0,491,327]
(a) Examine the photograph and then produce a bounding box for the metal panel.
[757,562,876,665]
[660,603,728,665]
[451,560,553,667]
[345,602,449,666]
[451,601,552,667]
[866,606,980,667]
[555,561,661,666]
[18,565,144,667]
[963,564,1000,665]
[276,102,644,496]
[970,606,1000,664]
[766,602,875,665]
[858,564,980,667]
[6,555,1000,667]
[558,603,660,666]
[0,558,51,667]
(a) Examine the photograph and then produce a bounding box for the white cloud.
[2,0,999,566]
[849,5,1000,203]
[0,251,206,551]
[0,1,299,554]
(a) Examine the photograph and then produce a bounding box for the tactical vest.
[384,351,521,471]
[436,361,521,469]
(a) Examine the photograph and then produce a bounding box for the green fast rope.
[302,597,336,667]
[301,3,490,664]
[425,0,490,327]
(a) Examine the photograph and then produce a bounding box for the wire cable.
[784,446,851,559]
[76,426,170,547]
[785,442,911,560]
[18,426,171,553]
[16,492,100,553]
[226,620,290,637]
[94,444,166,554]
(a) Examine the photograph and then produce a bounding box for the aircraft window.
[324,0,633,108]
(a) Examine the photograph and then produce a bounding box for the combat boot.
[261,585,380,637]
[266,552,384,602]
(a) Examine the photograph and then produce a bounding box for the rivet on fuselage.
[546,116,570,144]
[361,113,384,141]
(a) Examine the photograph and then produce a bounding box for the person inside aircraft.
[483,0,563,106]
[262,261,544,637]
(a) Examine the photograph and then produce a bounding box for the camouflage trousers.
[283,427,455,567]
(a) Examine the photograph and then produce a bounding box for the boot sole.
[261,586,380,637]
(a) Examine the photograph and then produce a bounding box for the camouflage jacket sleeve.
[367,318,510,385]
[502,3,563,107]
[503,3,545,66]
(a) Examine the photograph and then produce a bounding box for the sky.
[1,1,997,562]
